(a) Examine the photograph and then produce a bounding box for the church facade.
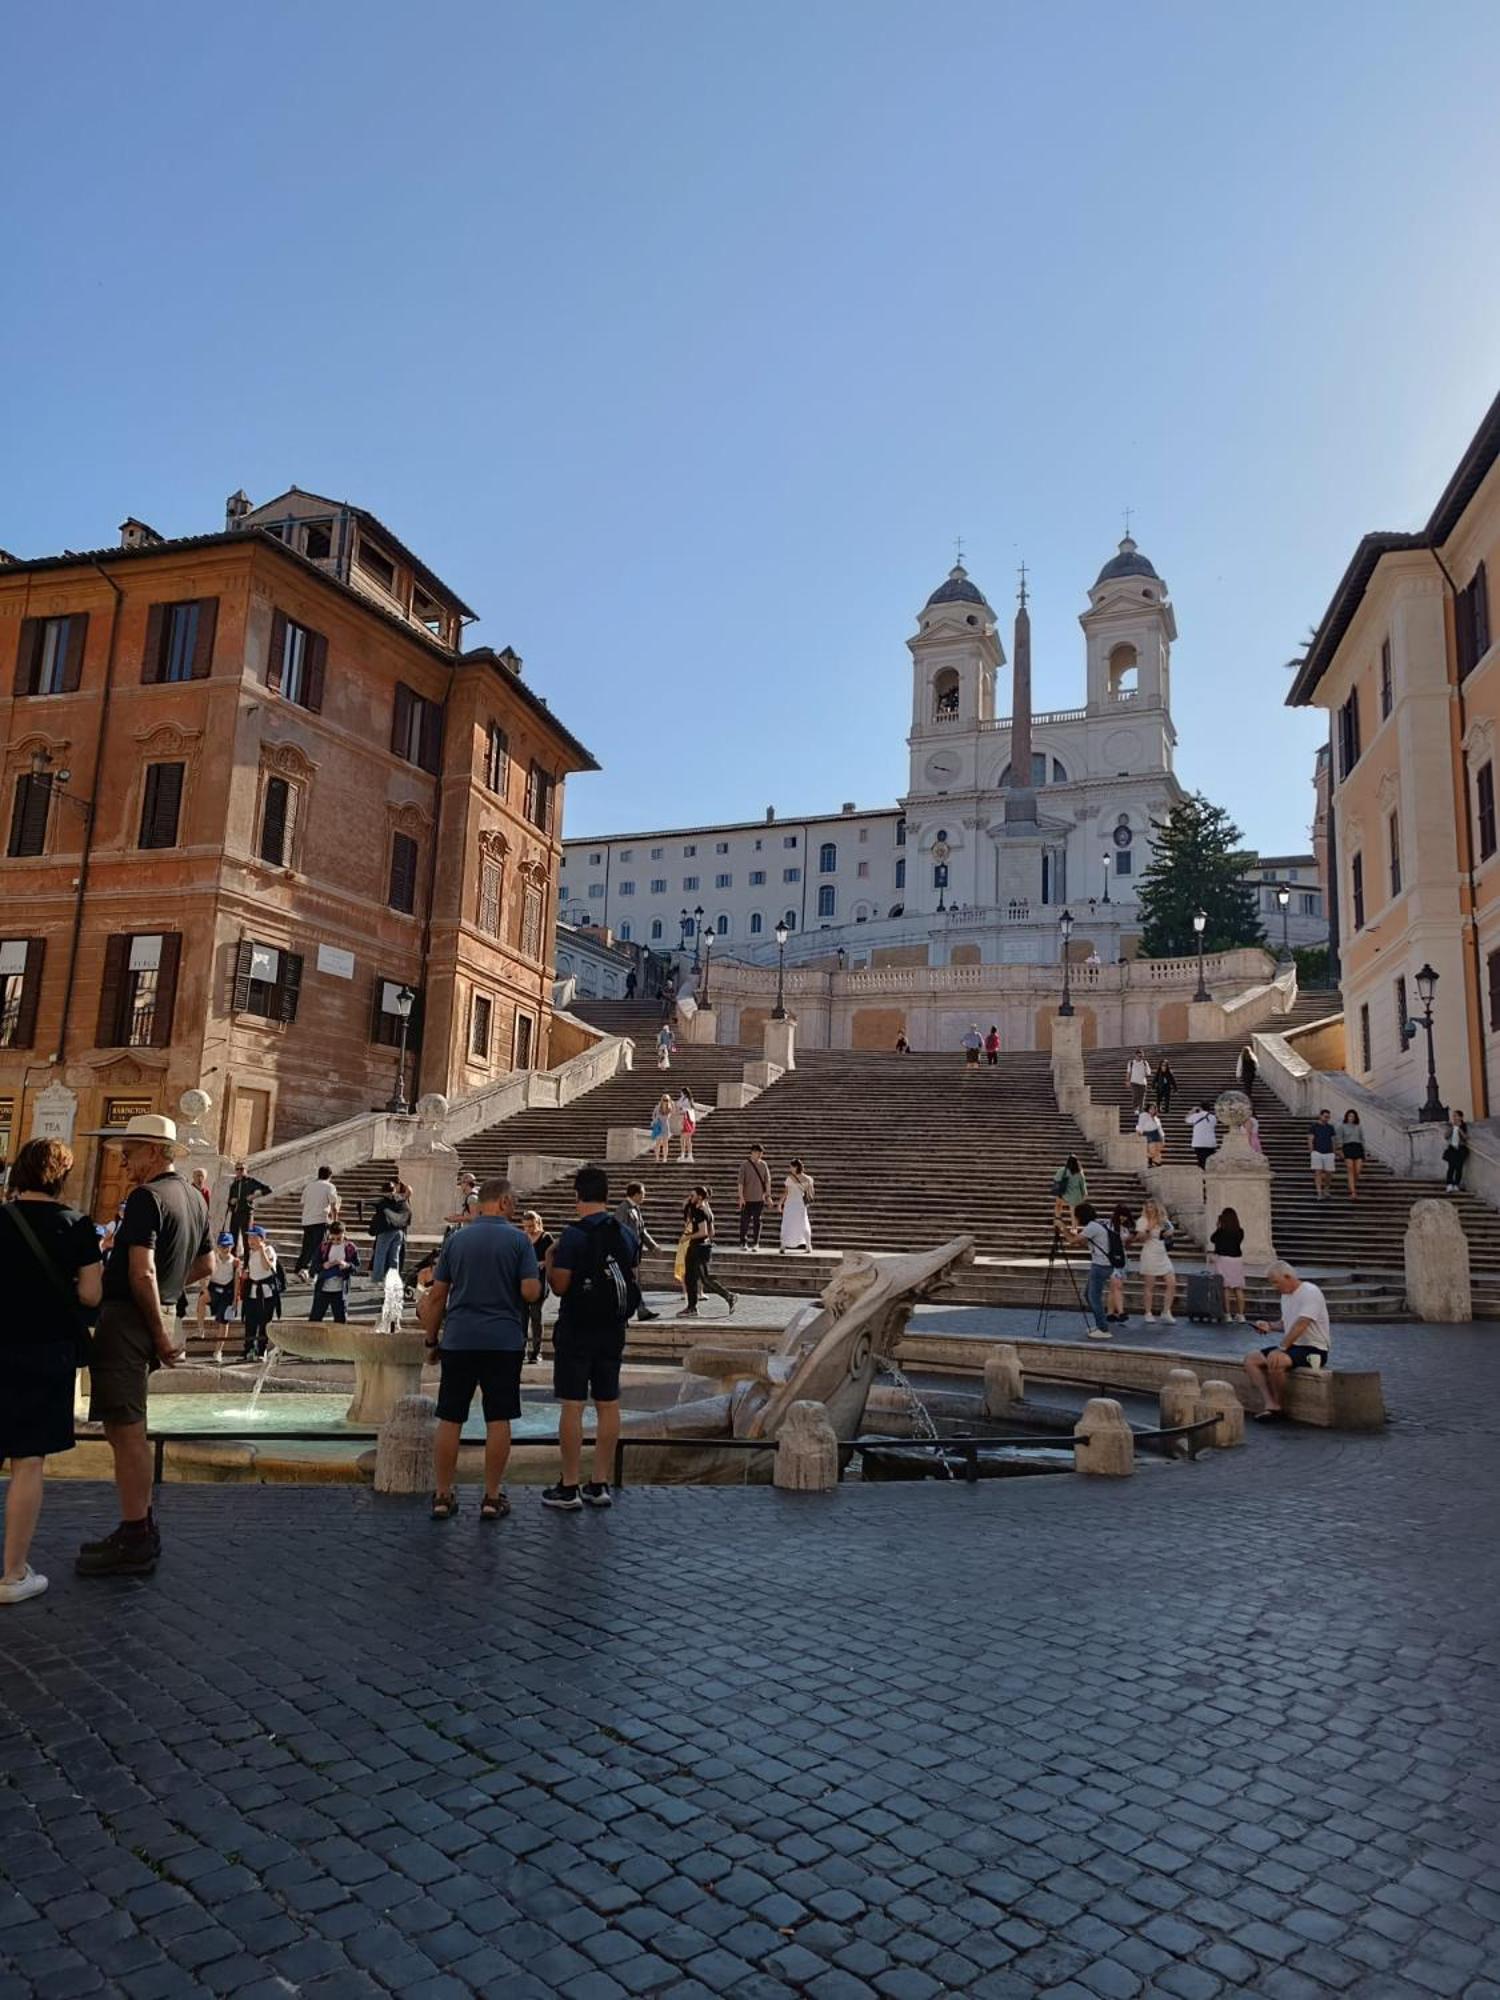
[561,538,1185,968]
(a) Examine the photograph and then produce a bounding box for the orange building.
[0,488,595,1213]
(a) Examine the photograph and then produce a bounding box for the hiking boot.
[581,1481,613,1508]
[79,1513,161,1559]
[76,1526,158,1577]
[542,1483,584,1511]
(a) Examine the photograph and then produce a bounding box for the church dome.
[925,562,989,608]
[1095,534,1159,584]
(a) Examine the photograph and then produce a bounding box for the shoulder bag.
[3,1203,92,1364]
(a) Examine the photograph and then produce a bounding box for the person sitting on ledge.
[1244,1261,1330,1423]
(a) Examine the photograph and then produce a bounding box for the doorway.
[92,1096,154,1221]
[228,1087,272,1160]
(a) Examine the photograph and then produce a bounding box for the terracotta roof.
[250,487,479,619]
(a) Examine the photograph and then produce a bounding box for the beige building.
[1289,388,1498,1119]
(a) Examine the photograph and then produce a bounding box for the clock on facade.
[925,751,961,787]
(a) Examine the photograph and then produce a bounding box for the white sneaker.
[1087,1328,1113,1340]
[0,1566,48,1604]
[1144,1312,1159,1323]
[1162,1312,1177,1324]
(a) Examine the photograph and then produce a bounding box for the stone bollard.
[773,1401,840,1492]
[1196,1380,1244,1449]
[982,1346,1024,1418]
[374,1394,437,1495]
[1159,1367,1202,1432]
[1074,1398,1134,1477]
[1404,1198,1472,1322]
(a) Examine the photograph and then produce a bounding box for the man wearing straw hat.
[75,1114,212,1577]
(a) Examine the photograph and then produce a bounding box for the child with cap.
[207,1234,240,1326]
[240,1226,280,1362]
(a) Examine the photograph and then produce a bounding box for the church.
[560,537,1186,968]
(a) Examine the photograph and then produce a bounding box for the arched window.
[1108,643,1138,699]
[749,912,763,935]
[895,858,906,889]
[932,668,960,719]
[715,913,729,935]
[783,910,797,931]
[618,921,631,941]
[854,903,871,923]
[650,918,662,940]
[817,885,836,919]
[819,842,837,874]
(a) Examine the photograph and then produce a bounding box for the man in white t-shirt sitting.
[1244,1260,1331,1423]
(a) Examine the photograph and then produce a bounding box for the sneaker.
[636,1308,660,1322]
[1161,1312,1177,1325]
[1144,1312,1159,1324]
[723,1293,738,1314]
[581,1481,614,1508]
[0,1566,49,1605]
[75,1526,158,1577]
[1087,1328,1113,1340]
[677,1307,699,1318]
[542,1483,584,1511]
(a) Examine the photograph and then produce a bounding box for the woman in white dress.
[1133,1200,1177,1324]
[779,1159,815,1253]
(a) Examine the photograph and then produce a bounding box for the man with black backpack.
[544,1164,640,1512]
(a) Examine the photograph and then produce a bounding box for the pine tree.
[1136,794,1266,958]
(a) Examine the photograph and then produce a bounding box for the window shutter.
[261,777,289,865]
[1478,562,1492,659]
[13,937,45,1047]
[150,933,181,1046]
[277,950,304,1024]
[139,763,184,849]
[266,610,287,692]
[142,604,167,685]
[13,618,41,696]
[97,934,129,1046]
[303,630,327,712]
[191,597,218,679]
[389,833,418,913]
[61,613,88,693]
[391,682,414,758]
[232,938,255,1013]
[9,774,51,857]
[419,697,443,774]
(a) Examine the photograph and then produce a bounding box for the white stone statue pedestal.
[764,1017,796,1071]
[1205,1090,1274,1264]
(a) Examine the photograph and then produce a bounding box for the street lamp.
[1275,884,1292,962]
[1192,908,1210,1003]
[772,919,790,1021]
[386,984,417,1113]
[1058,907,1075,1017]
[1101,845,1112,904]
[692,904,704,969]
[701,929,714,1006]
[1414,962,1446,1122]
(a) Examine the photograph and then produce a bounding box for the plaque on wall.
[31,1082,78,1143]
[317,944,356,980]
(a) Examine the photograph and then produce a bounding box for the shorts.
[553,1324,626,1404]
[435,1347,523,1424]
[965,1048,980,1064]
[1310,1152,1335,1174]
[1259,1344,1326,1370]
[89,1300,156,1427]
[1341,1143,1365,1160]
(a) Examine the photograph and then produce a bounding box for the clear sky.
[5,2,1499,856]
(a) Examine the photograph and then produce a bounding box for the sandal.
[479,1492,510,1521]
[430,1491,459,1519]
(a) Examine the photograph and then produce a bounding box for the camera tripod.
[1035,1224,1096,1340]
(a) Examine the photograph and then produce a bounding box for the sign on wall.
[317,944,355,980]
[31,1082,78,1143]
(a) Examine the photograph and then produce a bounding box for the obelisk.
[1005,565,1038,825]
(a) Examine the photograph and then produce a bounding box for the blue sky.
[5,1,1499,855]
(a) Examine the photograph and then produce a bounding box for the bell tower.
[905,561,1002,798]
[1080,534,1177,772]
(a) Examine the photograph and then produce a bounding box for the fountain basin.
[268,1318,429,1424]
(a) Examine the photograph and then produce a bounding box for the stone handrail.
[1253,1023,1456,1187]
[1187,966,1298,1042]
[709,946,1278,1000]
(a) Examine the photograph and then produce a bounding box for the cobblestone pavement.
[3,1323,1499,1999]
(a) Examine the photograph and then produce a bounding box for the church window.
[1115,848,1132,876]
[932,669,960,719]
[819,843,837,874]
[715,914,729,935]
[817,886,836,919]
[715,873,732,889]
[750,869,766,885]
[682,875,698,891]
[783,866,800,883]
[651,878,666,893]
[619,922,631,941]
[782,910,797,931]
[618,880,634,896]
[750,913,763,935]
[1108,644,1138,701]
[650,919,663,939]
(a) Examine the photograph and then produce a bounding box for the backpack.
[1105,1223,1126,1271]
[565,1218,641,1333]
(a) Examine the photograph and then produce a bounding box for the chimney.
[0,549,17,567]
[841,801,856,814]
[496,646,523,675]
[225,489,252,531]
[765,806,776,823]
[119,518,164,550]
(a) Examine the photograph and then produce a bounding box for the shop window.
[99,932,181,1046]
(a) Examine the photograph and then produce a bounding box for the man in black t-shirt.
[77,1115,211,1578]
[545,1164,638,1511]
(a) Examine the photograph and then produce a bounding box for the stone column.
[1203,1089,1274,1263]
[1197,1380,1245,1448]
[374,1394,437,1494]
[1051,1012,1085,1093]
[400,1146,459,1240]
[684,1006,719,1046]
[1158,1368,1201,1431]
[773,1401,840,1492]
[982,1347,1024,1417]
[1074,1398,1134,1476]
[763,1017,796,1072]
[1404,1198,1472,1321]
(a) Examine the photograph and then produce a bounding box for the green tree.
[1136,794,1266,958]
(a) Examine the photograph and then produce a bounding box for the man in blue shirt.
[419,1177,540,1520]
[545,1163,638,1511]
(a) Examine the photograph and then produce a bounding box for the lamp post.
[1276,883,1292,962]
[692,904,704,970]
[1101,845,1112,904]
[772,919,790,1021]
[1192,909,1210,1003]
[1415,962,1446,1122]
[387,984,417,1113]
[1058,907,1075,1017]
[701,929,714,1006]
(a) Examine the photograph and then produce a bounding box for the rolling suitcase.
[1185,1272,1225,1323]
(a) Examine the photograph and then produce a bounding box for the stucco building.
[0,488,594,1211]
[1289,388,1499,1119]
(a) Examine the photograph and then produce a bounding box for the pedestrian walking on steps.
[625,969,637,999]
[1210,1207,1248,1323]
[962,1024,983,1070]
[295,1165,340,1280]
[1309,1108,1338,1201]
[1134,1201,1177,1323]
[223,1159,271,1258]
[545,1164,641,1510]
[1339,1110,1365,1200]
[613,1183,662,1322]
[370,1179,412,1285]
[1065,1202,1114,1339]
[679,1185,736,1317]
[779,1160,815,1254]
[520,1211,556,1360]
[1051,1155,1088,1226]
[738,1145,772,1248]
[1237,1043,1258,1099]
[1245,1262,1330,1422]
[1444,1112,1469,1192]
[675,1088,699,1163]
[309,1224,358,1323]
[1152,1057,1177,1117]
[1135,1104,1165,1166]
[0,1139,105,1605]
[1105,1202,1134,1324]
[445,1172,480,1233]
[240,1228,281,1361]
[984,1024,1001,1066]
[1126,1048,1152,1111]
[661,976,677,1021]
[1186,1103,1218,1171]
[656,1021,675,1070]
[651,1093,674,1164]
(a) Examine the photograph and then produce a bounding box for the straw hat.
[82,1113,188,1156]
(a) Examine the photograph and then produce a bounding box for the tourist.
[1084,948,1103,971]
[207,1234,240,1326]
[679,1183,737,1317]
[779,1158,815,1254]
[1237,1043,1258,1099]
[520,1210,556,1359]
[894,1032,911,1054]
[1152,1056,1177,1116]
[650,1093,675,1165]
[1105,1202,1134,1324]
[1308,1107,1338,1201]
[984,1024,1001,1066]
[420,1175,540,1520]
[676,1087,699,1163]
[0,1140,104,1605]
[224,1159,271,1256]
[295,1165,340,1280]
[1126,1048,1152,1111]
[1210,1207,1248,1323]
[240,1227,281,1361]
[1245,1261,1330,1422]
[661,975,677,1021]
[625,968,637,999]
[656,1020,675,1070]
[309,1223,359,1324]
[1186,1102,1218,1171]
[1051,1154,1087,1225]
[1339,1110,1365,1200]
[738,1144,772,1249]
[1134,1200,1177,1323]
[961,1024,983,1070]
[613,1182,662,1323]
[75,1114,211,1579]
[546,1163,642,1509]
[445,1171,480,1231]
[1065,1202,1114,1339]
[1444,1112,1469,1193]
[1135,1103,1165,1166]
[1246,1108,1263,1154]
[369,1179,412,1285]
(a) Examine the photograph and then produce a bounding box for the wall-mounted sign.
[317,944,355,980]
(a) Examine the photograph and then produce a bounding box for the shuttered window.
[14,614,87,696]
[7,773,52,857]
[1379,638,1393,719]
[259,776,298,867]
[1489,952,1500,1033]
[265,610,326,712]
[96,933,180,1047]
[388,833,419,914]
[1387,809,1401,899]
[143,598,218,684]
[138,762,185,849]
[524,760,554,832]
[1458,562,1492,680]
[520,883,544,959]
[1337,688,1362,779]
[370,977,422,1048]
[1351,852,1365,931]
[478,856,502,936]
[484,722,508,794]
[391,683,442,773]
[1478,762,1497,861]
[1359,1003,1371,1072]
[470,993,492,1061]
[0,938,45,1049]
[514,1013,534,1070]
[231,939,304,1023]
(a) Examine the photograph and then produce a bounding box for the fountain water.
[378,1267,405,1336]
[244,1341,281,1417]
[881,1360,955,1479]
